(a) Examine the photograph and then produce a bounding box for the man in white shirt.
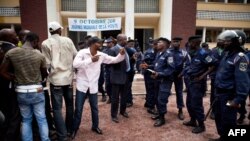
[41,21,77,141]
[71,36,125,138]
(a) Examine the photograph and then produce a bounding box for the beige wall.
[0,17,20,24]
[197,2,250,12]
[0,0,19,7]
[196,20,250,29]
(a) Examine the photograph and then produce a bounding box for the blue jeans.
[17,91,50,141]
[50,84,73,141]
[73,89,99,130]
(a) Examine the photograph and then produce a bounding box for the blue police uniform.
[168,47,188,110]
[154,49,175,116]
[103,47,113,101]
[142,47,157,109]
[214,51,249,138]
[186,48,216,125]
[209,47,224,113]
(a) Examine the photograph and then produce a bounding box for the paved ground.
[69,74,250,141]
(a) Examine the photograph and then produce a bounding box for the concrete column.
[205,0,208,3]
[159,0,173,40]
[244,0,247,4]
[202,27,206,42]
[125,0,134,39]
[225,0,228,3]
[20,0,48,42]
[10,24,15,30]
[46,0,60,36]
[87,0,97,36]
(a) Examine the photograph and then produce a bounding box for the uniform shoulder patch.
[238,52,244,57]
[239,62,248,72]
[205,55,213,63]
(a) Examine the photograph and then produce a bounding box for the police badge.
[239,62,247,71]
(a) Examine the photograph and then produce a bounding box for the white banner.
[68,17,121,31]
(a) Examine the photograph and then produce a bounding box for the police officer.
[140,39,158,114]
[212,30,249,141]
[150,37,175,127]
[234,30,249,124]
[183,35,216,134]
[209,37,225,120]
[168,37,188,120]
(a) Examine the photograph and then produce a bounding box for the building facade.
[0,0,249,50]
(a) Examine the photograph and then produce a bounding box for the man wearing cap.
[168,37,188,120]
[183,35,216,134]
[71,36,125,138]
[140,38,158,114]
[150,37,175,127]
[42,21,77,141]
[103,37,115,103]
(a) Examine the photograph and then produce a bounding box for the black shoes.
[101,95,107,102]
[147,108,158,115]
[151,115,160,120]
[178,109,184,120]
[154,115,165,127]
[192,125,206,134]
[183,120,197,127]
[91,127,103,134]
[120,112,129,118]
[144,102,149,108]
[112,117,119,123]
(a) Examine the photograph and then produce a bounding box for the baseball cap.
[88,36,104,45]
[104,37,113,43]
[48,21,63,32]
[188,35,202,42]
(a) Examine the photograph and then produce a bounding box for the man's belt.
[15,87,44,93]
[216,88,235,94]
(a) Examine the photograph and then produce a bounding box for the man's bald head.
[0,28,18,45]
[19,29,31,44]
[116,34,127,47]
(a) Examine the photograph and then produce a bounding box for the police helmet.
[218,30,239,42]
[234,30,246,46]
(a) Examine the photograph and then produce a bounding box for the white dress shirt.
[73,48,125,94]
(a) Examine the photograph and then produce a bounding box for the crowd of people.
[0,21,249,141]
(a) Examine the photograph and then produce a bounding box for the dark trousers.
[172,75,184,109]
[0,87,21,141]
[214,92,237,138]
[189,81,206,123]
[127,71,135,103]
[98,66,105,96]
[210,78,216,113]
[104,73,112,99]
[111,83,128,118]
[50,84,74,141]
[144,73,156,108]
[73,89,98,130]
[156,79,172,115]
[185,77,195,120]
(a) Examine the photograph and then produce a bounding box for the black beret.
[188,35,202,42]
[172,37,183,41]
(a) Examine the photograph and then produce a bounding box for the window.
[97,0,124,12]
[61,0,86,12]
[228,0,244,3]
[208,0,224,2]
[135,0,159,13]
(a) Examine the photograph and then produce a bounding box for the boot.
[183,119,197,127]
[178,108,184,120]
[154,114,165,127]
[192,122,205,134]
[151,114,160,120]
[101,95,107,102]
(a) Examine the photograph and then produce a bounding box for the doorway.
[134,28,154,52]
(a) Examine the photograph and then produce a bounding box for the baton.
[204,97,217,121]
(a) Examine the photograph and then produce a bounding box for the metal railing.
[61,0,86,12]
[0,7,20,16]
[135,0,159,13]
[97,0,124,12]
